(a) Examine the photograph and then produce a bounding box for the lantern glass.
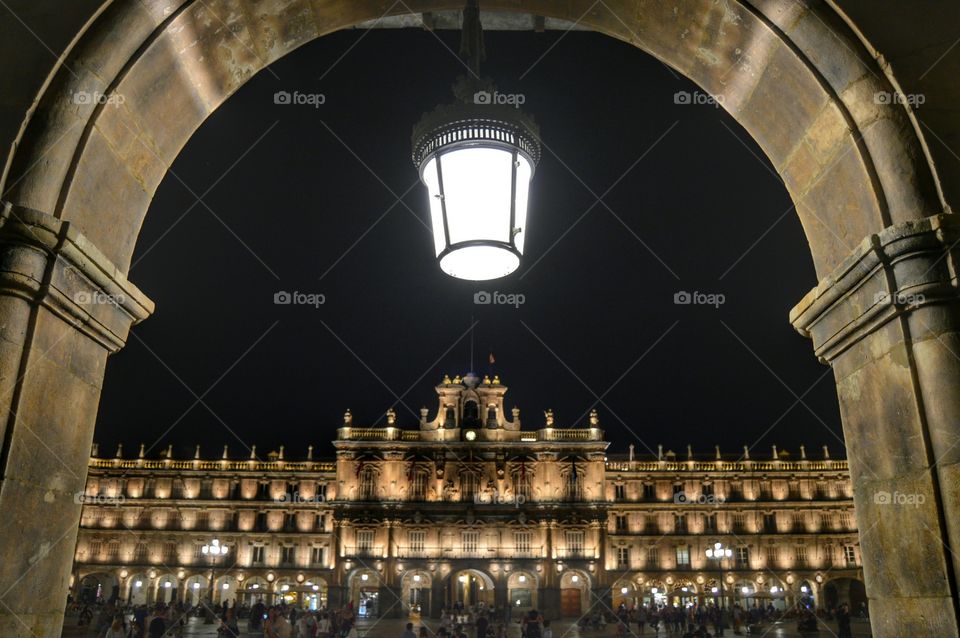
[420,143,534,280]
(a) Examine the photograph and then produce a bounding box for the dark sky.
[94,27,843,462]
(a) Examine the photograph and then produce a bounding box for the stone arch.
[401,569,433,616]
[0,1,942,278]
[559,569,590,616]
[77,571,117,604]
[824,577,867,614]
[0,2,957,637]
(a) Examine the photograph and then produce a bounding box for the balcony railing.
[342,546,383,558]
[394,546,543,559]
[554,548,595,559]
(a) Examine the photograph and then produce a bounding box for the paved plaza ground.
[61,615,872,637]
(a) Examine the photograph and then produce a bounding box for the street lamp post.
[705,542,733,609]
[201,538,229,623]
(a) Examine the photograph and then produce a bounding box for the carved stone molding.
[0,202,154,351]
[790,214,960,363]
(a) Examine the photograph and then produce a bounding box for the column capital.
[0,202,154,351]
[790,214,960,363]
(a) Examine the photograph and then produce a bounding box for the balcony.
[342,546,383,558]
[554,548,595,559]
[394,546,543,559]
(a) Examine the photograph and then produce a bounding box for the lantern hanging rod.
[459,0,485,77]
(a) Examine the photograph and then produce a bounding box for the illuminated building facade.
[71,376,864,618]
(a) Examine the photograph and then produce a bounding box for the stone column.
[791,214,960,637]
[0,204,152,637]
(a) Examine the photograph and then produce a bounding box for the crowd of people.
[66,596,362,638]
[65,596,863,637]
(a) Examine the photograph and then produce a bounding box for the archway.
[239,576,269,607]
[506,570,537,612]
[448,569,495,614]
[184,575,208,607]
[559,570,590,617]
[155,573,178,605]
[401,570,433,618]
[824,578,867,615]
[0,2,957,637]
[348,569,381,617]
[77,572,117,605]
[127,574,150,606]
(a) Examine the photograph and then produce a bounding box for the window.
[614,484,626,501]
[515,531,532,555]
[793,512,805,531]
[733,513,746,533]
[316,483,328,501]
[360,469,377,500]
[316,514,326,531]
[673,484,684,496]
[839,512,852,530]
[795,545,807,566]
[566,531,585,556]
[135,542,147,561]
[164,541,177,561]
[463,400,480,426]
[462,531,479,554]
[643,484,656,500]
[676,545,691,567]
[615,515,628,532]
[514,473,531,500]
[89,541,102,558]
[411,472,428,501]
[704,514,717,532]
[617,547,630,568]
[702,483,714,497]
[409,530,426,554]
[311,546,325,566]
[251,545,265,565]
[107,541,120,559]
[766,545,778,567]
[735,546,749,569]
[646,547,660,568]
[357,530,374,554]
[844,545,857,566]
[460,473,478,501]
[675,515,686,533]
[763,513,776,532]
[281,546,295,565]
[566,470,583,501]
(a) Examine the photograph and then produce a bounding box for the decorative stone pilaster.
[0,203,153,638]
[791,214,960,637]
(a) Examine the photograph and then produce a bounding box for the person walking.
[836,603,852,638]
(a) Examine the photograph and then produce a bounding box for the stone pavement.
[61,615,872,637]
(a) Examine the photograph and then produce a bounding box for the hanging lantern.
[412,2,540,281]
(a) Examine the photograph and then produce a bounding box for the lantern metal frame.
[412,102,540,279]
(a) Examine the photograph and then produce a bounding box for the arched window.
[462,400,480,427]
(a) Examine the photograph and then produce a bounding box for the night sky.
[94,27,843,462]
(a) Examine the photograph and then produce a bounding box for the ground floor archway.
[824,578,867,615]
[448,569,495,615]
[559,570,590,616]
